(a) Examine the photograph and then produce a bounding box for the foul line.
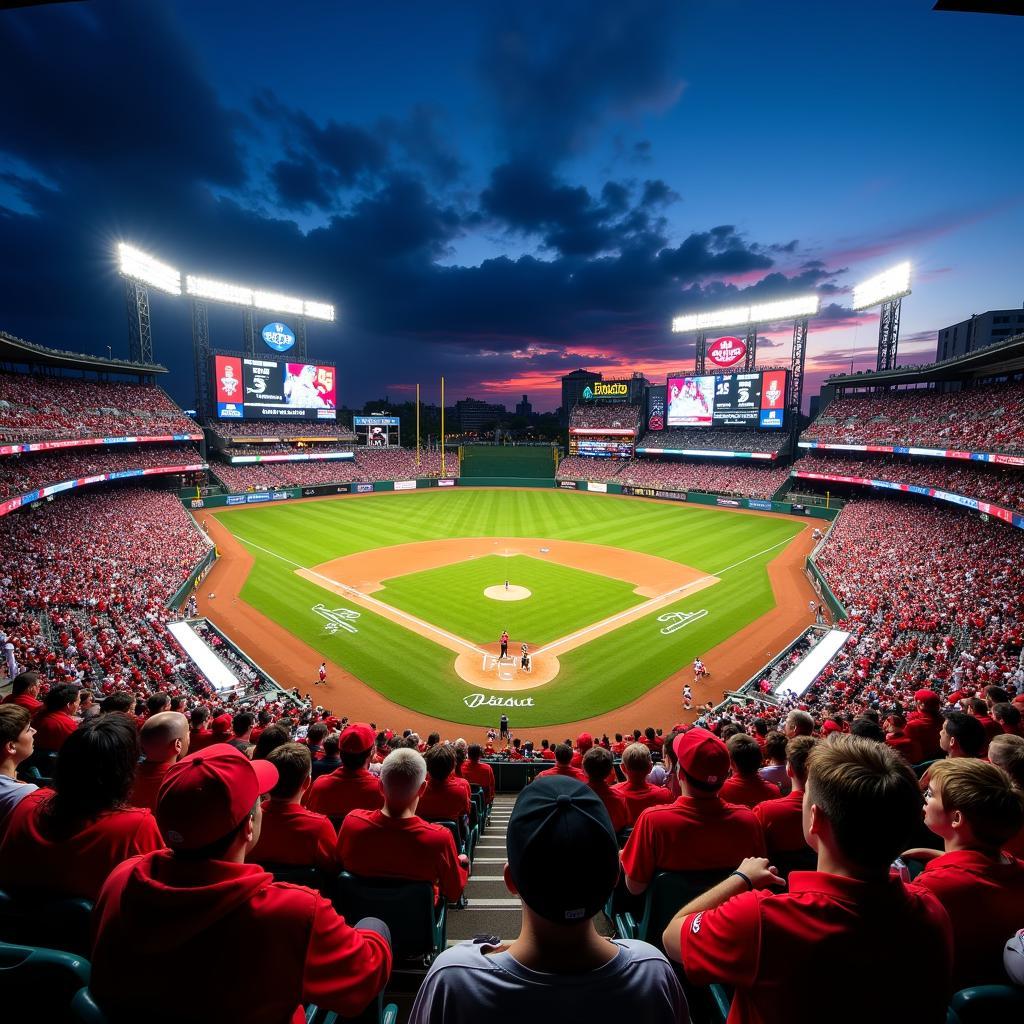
[231,536,489,657]
[231,531,794,659]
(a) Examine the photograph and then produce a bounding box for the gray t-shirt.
[0,774,38,826]
[408,938,688,1024]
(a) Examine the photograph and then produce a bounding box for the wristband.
[730,870,754,890]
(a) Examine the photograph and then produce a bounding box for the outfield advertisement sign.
[301,484,351,496]
[798,440,1024,467]
[747,499,773,511]
[716,497,742,507]
[558,480,578,489]
[634,447,775,460]
[393,480,417,491]
[585,481,609,493]
[622,485,687,502]
[437,478,456,487]
[355,483,373,493]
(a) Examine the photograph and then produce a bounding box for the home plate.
[484,585,531,601]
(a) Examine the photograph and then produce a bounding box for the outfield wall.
[460,444,556,479]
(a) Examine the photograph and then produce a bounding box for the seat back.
[332,872,445,962]
[0,888,94,957]
[0,942,91,1019]
[637,870,732,950]
[948,984,1024,1024]
[260,863,324,892]
[424,818,464,855]
[913,758,940,779]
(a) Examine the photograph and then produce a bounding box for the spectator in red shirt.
[720,734,781,808]
[583,745,629,833]
[32,683,81,753]
[883,712,922,765]
[538,738,556,760]
[621,728,765,895]
[1,671,43,715]
[247,742,337,875]
[0,714,164,900]
[460,743,495,806]
[304,722,382,827]
[612,742,673,825]
[187,706,215,752]
[940,711,987,760]
[906,758,1024,989]
[337,748,468,903]
[663,735,954,1024]
[610,733,627,756]
[536,743,587,782]
[906,689,944,761]
[130,712,189,811]
[994,702,1024,738]
[90,743,392,1024]
[753,737,816,859]
[966,697,1002,746]
[252,723,291,761]
[570,732,595,768]
[417,742,472,822]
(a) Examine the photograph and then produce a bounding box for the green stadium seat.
[0,888,94,957]
[946,984,1024,1024]
[913,758,941,779]
[331,872,447,966]
[613,869,732,950]
[0,941,91,1021]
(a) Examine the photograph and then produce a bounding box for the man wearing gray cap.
[408,775,688,1022]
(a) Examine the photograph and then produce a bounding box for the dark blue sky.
[1,1,1021,411]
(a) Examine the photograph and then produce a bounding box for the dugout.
[459,444,558,479]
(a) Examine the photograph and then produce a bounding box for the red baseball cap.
[211,713,232,735]
[673,727,730,787]
[915,689,940,706]
[339,722,376,754]
[325,716,341,729]
[156,744,278,851]
[577,732,593,747]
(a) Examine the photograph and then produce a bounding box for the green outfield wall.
[460,444,557,478]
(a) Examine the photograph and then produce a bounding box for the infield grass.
[214,488,804,726]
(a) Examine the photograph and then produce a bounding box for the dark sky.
[1,1,1021,411]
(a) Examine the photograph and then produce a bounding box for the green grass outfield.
[215,488,804,727]
[377,554,645,646]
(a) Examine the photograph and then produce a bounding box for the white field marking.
[532,534,795,656]
[231,536,489,657]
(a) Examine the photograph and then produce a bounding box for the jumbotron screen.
[213,355,337,421]
[666,369,787,429]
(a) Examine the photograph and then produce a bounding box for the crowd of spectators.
[794,452,1024,513]
[615,458,791,499]
[639,427,790,455]
[568,403,641,432]
[215,441,356,456]
[0,373,198,444]
[210,420,356,441]
[801,380,1024,453]
[0,444,205,499]
[211,447,446,491]
[554,456,628,482]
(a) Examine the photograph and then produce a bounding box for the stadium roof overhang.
[824,332,1024,389]
[0,331,168,376]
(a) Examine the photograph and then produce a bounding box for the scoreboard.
[666,369,787,429]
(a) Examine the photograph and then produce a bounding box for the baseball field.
[197,488,816,732]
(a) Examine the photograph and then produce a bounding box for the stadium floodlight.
[185,274,335,321]
[117,243,181,296]
[851,262,912,310]
[672,293,820,332]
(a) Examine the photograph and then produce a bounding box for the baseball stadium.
[3,4,1024,1023]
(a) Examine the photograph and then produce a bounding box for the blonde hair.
[621,742,652,774]
[988,734,1024,789]
[928,758,1024,848]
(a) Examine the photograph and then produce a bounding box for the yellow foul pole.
[416,383,421,468]
[440,376,446,476]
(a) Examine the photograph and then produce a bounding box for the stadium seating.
[0,373,198,444]
[639,428,789,455]
[210,420,356,440]
[615,458,790,498]
[801,380,1024,453]
[568,403,641,431]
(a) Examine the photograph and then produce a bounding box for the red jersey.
[905,711,943,761]
[611,778,673,826]
[337,809,467,901]
[304,767,383,825]
[460,760,495,804]
[416,775,472,822]
[911,849,1024,989]
[2,692,43,715]
[91,851,390,1024]
[621,795,765,885]
[0,790,164,900]
[751,788,807,856]
[586,779,630,833]
[130,759,174,812]
[719,775,781,810]
[679,872,952,1024]
[188,728,216,752]
[885,731,922,765]
[32,709,78,752]
[536,764,587,783]
[248,800,338,874]
[539,748,556,760]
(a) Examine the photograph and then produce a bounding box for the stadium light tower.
[851,262,911,372]
[117,243,181,364]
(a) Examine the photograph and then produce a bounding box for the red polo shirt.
[539,748,556,760]
[586,779,630,833]
[719,774,781,809]
[416,774,471,823]
[971,714,1002,745]
[32,709,78,752]
[2,692,43,715]
[536,764,587,783]
[611,778,674,825]
[188,728,216,752]
[460,760,495,804]
[885,731,922,765]
[337,809,467,902]
[91,851,391,1024]
[248,800,338,874]
[679,872,953,1024]
[752,787,807,856]
[130,759,174,812]
[906,711,943,761]
[621,795,766,885]
[0,790,164,900]
[304,767,383,825]
[911,849,1024,989]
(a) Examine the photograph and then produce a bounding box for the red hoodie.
[91,851,391,1024]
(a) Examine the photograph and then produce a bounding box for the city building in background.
[936,308,1024,361]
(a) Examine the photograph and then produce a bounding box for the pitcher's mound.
[484,585,531,601]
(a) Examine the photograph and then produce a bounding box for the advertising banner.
[393,480,417,491]
[707,336,746,368]
[214,355,337,421]
[582,380,630,402]
[646,385,666,432]
[747,498,773,511]
[759,369,786,429]
[214,354,244,419]
[261,322,295,353]
[355,483,373,493]
[715,497,742,507]
[585,481,609,492]
[437,478,456,487]
[353,416,400,426]
[622,486,687,502]
[301,484,352,497]
[230,452,354,465]
[558,480,578,489]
